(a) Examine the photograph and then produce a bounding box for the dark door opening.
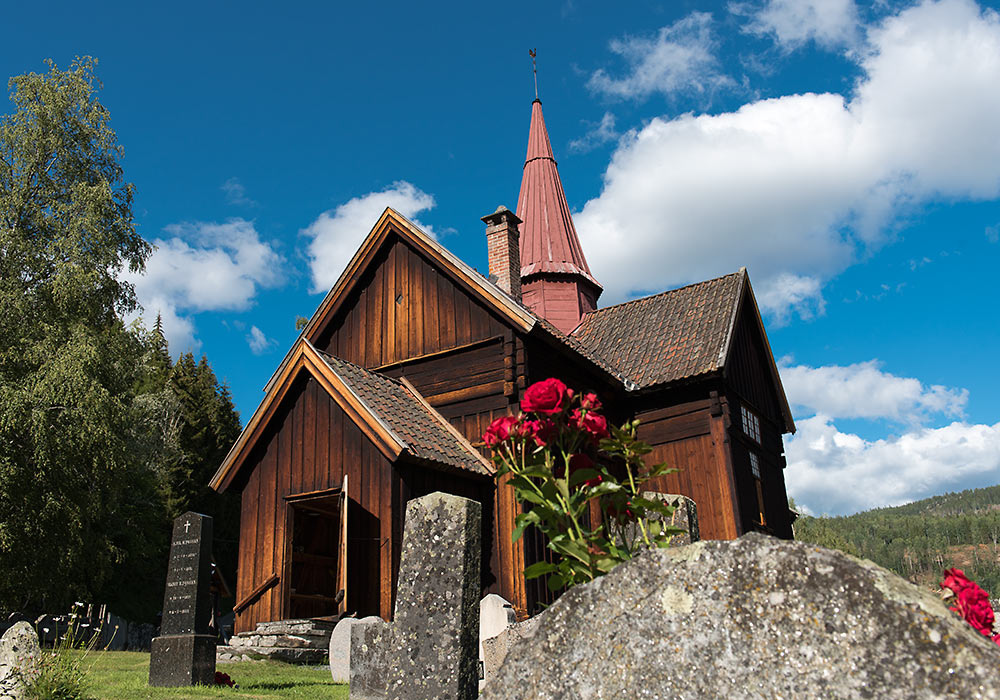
[286,480,348,620]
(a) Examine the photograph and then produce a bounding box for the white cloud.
[576,0,1000,319]
[303,181,436,293]
[587,13,735,101]
[122,218,284,354]
[246,325,274,355]
[569,112,620,153]
[735,0,860,50]
[781,360,968,423]
[221,177,257,207]
[755,273,826,325]
[785,415,1000,515]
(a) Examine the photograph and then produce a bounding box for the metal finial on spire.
[529,48,538,99]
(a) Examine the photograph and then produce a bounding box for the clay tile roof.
[570,272,745,389]
[317,352,492,477]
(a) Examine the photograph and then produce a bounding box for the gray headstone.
[483,532,1000,700]
[0,622,40,700]
[647,492,699,545]
[349,617,391,699]
[384,492,481,700]
[149,511,216,687]
[330,617,373,684]
[481,616,540,689]
[478,594,516,690]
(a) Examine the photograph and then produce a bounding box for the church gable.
[312,231,516,369]
[722,283,794,434]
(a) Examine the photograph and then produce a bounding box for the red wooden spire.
[516,99,602,333]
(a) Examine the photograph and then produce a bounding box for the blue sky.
[5,0,1000,516]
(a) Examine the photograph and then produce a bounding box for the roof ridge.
[575,270,743,323]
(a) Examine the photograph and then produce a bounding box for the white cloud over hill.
[577,0,1000,322]
[785,416,1000,515]
[779,359,999,515]
[781,360,968,424]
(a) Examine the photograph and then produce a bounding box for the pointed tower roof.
[516,100,601,289]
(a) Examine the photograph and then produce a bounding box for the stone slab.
[384,492,481,700]
[483,533,1000,700]
[216,645,327,665]
[149,634,216,687]
[330,617,378,684]
[478,594,516,690]
[481,616,541,687]
[349,618,391,699]
[0,622,40,700]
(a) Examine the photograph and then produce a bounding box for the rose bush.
[940,568,1000,644]
[484,378,680,591]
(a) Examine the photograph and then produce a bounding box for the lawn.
[81,652,348,699]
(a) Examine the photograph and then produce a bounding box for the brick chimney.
[482,206,522,301]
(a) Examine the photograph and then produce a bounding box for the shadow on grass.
[244,681,338,690]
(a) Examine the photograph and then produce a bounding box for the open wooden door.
[339,474,348,616]
[285,481,347,620]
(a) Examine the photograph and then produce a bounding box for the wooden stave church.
[210,98,796,632]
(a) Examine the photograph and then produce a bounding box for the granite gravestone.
[149,512,216,687]
[384,492,481,700]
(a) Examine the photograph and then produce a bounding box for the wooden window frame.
[741,403,761,444]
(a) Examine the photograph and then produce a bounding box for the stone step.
[228,632,329,650]
[252,619,335,636]
[217,645,327,665]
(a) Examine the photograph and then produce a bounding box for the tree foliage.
[0,57,159,614]
[0,59,242,621]
[795,485,1000,597]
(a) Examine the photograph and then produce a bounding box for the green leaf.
[523,561,560,579]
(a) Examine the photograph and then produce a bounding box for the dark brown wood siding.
[300,234,533,616]
[635,394,740,541]
[724,293,793,538]
[235,374,398,633]
[313,235,512,369]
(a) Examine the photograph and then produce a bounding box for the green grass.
[79,651,348,700]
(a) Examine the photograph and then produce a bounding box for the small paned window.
[741,404,761,444]
[749,451,761,479]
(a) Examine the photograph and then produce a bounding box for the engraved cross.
[184,521,191,534]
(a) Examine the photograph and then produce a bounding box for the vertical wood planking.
[386,242,398,364]
[422,259,439,351]
[408,245,424,357]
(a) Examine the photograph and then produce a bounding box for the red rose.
[571,409,609,442]
[581,393,602,411]
[483,415,520,447]
[942,569,997,638]
[522,378,570,415]
[523,418,556,447]
[942,568,973,595]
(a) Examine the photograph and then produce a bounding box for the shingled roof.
[570,271,745,389]
[316,351,493,477]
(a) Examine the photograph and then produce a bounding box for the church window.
[741,404,761,444]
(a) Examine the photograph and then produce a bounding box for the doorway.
[285,480,348,620]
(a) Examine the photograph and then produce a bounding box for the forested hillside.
[794,485,1000,596]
